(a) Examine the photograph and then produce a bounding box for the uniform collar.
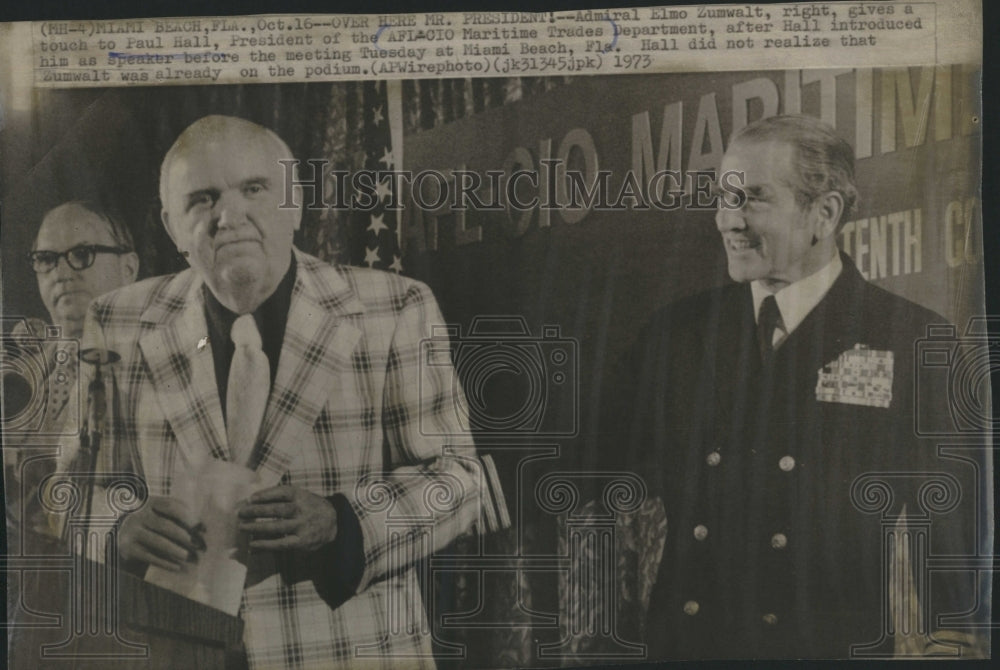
[750,252,843,342]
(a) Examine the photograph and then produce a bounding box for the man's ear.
[292,183,303,231]
[161,208,180,249]
[812,191,845,241]
[121,251,140,284]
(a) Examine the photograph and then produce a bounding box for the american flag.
[353,81,403,274]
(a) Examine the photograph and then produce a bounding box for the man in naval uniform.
[605,115,983,658]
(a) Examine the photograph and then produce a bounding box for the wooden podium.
[8,531,244,669]
[6,353,244,668]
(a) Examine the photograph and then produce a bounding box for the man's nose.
[53,255,78,280]
[715,202,748,233]
[215,191,248,229]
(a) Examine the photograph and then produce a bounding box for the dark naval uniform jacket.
[605,253,979,659]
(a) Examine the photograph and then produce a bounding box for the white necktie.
[226,314,269,465]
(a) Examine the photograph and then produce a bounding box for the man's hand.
[119,496,203,571]
[237,485,338,553]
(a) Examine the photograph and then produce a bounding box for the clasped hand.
[119,486,338,570]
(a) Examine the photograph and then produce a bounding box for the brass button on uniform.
[706,451,721,466]
[693,524,708,541]
[762,613,778,625]
[683,600,700,616]
[779,455,796,471]
[771,533,788,549]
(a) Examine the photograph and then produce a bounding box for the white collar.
[750,253,843,345]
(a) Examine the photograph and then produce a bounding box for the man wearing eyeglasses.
[30,201,139,340]
[5,202,141,623]
[7,203,140,536]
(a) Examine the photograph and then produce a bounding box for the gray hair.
[158,115,295,207]
[36,200,134,250]
[731,114,859,223]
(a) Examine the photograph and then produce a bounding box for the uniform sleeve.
[345,281,491,593]
[898,315,989,655]
[596,310,673,492]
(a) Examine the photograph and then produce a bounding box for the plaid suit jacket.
[79,249,489,669]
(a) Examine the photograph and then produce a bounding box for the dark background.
[1,1,996,668]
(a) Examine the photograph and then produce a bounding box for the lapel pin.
[197,336,209,351]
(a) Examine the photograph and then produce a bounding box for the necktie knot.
[231,314,261,349]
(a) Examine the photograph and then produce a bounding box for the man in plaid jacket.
[75,115,494,669]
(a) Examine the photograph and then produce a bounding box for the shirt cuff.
[310,493,365,607]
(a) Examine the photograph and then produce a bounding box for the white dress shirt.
[750,252,844,348]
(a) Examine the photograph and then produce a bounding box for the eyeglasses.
[28,244,132,274]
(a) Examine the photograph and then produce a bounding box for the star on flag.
[367,213,389,235]
[354,81,402,274]
[374,178,392,202]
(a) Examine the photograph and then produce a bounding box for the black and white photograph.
[0,2,993,668]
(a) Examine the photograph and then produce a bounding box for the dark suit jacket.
[603,253,980,659]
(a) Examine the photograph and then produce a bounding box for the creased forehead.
[36,203,115,246]
[159,115,293,203]
[723,139,796,180]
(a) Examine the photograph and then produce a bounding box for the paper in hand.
[145,459,262,615]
